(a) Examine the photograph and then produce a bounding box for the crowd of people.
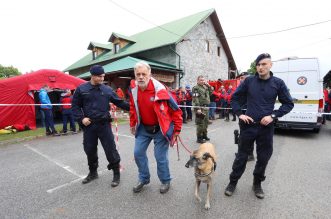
[37,53,296,200]
[323,87,331,121]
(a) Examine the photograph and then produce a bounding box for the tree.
[0,65,21,78]
[247,61,256,75]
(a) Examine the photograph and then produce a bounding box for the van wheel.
[313,128,320,133]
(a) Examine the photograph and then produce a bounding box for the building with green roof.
[64,8,236,89]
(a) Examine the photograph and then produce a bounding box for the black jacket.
[72,82,129,123]
[231,72,294,122]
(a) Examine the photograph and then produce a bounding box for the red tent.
[0,69,85,129]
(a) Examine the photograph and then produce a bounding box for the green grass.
[0,119,128,144]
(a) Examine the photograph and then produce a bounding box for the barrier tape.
[110,104,123,172]
[1,103,331,115]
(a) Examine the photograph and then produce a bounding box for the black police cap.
[255,53,271,66]
[90,65,105,75]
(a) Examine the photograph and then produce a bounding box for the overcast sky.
[1,0,330,77]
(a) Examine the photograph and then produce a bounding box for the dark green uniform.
[192,84,212,141]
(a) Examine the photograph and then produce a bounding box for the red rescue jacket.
[129,78,183,141]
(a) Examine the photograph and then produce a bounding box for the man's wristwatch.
[271,114,276,119]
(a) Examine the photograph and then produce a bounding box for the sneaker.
[160,183,170,194]
[224,181,237,196]
[60,130,67,135]
[133,181,150,193]
[52,131,61,136]
[82,171,98,184]
[253,183,264,199]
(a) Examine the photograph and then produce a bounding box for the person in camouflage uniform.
[192,75,213,143]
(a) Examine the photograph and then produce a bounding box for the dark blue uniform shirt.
[231,72,294,122]
[72,82,129,123]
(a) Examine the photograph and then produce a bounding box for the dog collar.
[194,170,213,178]
[194,163,216,177]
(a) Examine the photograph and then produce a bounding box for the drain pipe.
[169,46,184,87]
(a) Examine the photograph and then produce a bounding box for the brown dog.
[185,142,217,210]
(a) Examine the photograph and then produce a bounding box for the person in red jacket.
[129,61,182,194]
[225,85,236,121]
[60,89,77,134]
[116,87,125,100]
[176,86,187,123]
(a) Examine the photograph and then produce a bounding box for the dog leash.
[171,135,192,161]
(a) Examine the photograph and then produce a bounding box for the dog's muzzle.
[185,155,198,168]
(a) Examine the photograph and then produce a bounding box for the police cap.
[90,65,105,75]
[255,53,271,66]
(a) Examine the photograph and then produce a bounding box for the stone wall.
[176,17,229,88]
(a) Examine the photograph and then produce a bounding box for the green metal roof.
[64,9,215,72]
[77,56,179,79]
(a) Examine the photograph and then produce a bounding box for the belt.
[143,124,160,134]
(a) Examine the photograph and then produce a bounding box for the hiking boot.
[203,135,210,141]
[160,183,170,194]
[253,178,264,199]
[133,180,150,193]
[196,137,206,144]
[224,181,237,196]
[247,154,255,161]
[82,171,98,184]
[111,167,120,187]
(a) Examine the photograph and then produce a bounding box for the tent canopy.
[0,69,85,129]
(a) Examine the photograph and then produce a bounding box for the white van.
[271,57,324,133]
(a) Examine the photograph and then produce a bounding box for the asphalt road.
[1,119,331,219]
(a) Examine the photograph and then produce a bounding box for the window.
[205,40,210,53]
[114,43,120,54]
[217,47,221,57]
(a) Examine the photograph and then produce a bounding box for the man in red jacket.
[129,61,183,194]
[60,89,77,134]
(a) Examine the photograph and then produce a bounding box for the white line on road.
[47,177,83,193]
[25,144,84,178]
[46,168,109,193]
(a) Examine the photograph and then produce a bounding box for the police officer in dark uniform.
[72,65,129,187]
[224,53,294,199]
[235,72,255,161]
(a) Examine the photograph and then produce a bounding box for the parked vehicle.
[272,57,324,133]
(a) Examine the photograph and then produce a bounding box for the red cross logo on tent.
[297,76,307,85]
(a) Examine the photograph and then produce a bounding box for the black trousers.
[230,122,274,182]
[83,122,120,171]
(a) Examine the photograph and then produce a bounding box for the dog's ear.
[202,152,211,160]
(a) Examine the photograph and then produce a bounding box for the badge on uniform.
[160,103,164,111]
[194,93,199,97]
